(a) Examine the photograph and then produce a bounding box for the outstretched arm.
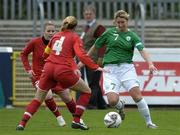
[77,45,97,69]
[87,45,97,56]
[74,40,98,70]
[139,49,157,74]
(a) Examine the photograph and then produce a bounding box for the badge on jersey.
[126,36,131,41]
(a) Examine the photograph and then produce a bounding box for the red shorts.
[38,62,79,93]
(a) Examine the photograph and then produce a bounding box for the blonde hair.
[60,16,77,31]
[114,10,129,20]
[44,21,55,30]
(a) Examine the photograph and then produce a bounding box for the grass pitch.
[0,107,180,135]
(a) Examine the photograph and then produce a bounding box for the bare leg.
[58,89,76,114]
[106,92,125,120]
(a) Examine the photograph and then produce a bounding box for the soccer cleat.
[147,123,158,129]
[56,116,66,127]
[71,121,89,130]
[80,119,84,125]
[118,100,125,120]
[16,125,24,131]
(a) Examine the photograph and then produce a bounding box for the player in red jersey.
[20,21,76,127]
[16,16,105,131]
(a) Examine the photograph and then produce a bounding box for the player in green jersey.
[79,10,158,129]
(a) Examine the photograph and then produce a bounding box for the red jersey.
[47,30,98,70]
[20,37,48,78]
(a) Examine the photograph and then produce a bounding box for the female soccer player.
[20,21,70,127]
[16,16,105,131]
[81,10,158,129]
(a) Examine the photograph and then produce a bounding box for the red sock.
[45,98,61,117]
[73,93,91,122]
[19,99,41,127]
[65,99,76,114]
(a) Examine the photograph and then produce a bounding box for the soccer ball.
[104,112,122,128]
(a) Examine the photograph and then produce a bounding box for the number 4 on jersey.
[52,36,65,55]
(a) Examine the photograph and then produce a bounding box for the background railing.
[0,0,180,20]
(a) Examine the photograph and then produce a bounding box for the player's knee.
[84,89,91,94]
[132,95,142,102]
[82,87,91,94]
[60,94,72,103]
[108,98,119,106]
[129,87,142,102]
[45,92,53,100]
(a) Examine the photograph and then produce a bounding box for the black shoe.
[71,121,89,130]
[97,105,107,110]
[16,125,24,131]
[87,105,97,110]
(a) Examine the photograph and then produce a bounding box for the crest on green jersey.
[126,36,131,41]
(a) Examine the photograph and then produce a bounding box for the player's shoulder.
[27,37,41,45]
[51,31,80,42]
[30,37,41,43]
[107,27,116,31]
[127,29,141,41]
[71,31,80,39]
[53,32,61,38]
[127,29,137,35]
[50,32,62,41]
[33,36,41,41]
[101,27,116,36]
[104,27,117,33]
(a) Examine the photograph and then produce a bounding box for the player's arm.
[20,40,34,72]
[77,30,107,68]
[77,44,97,69]
[133,32,157,74]
[88,29,107,57]
[20,39,36,78]
[139,49,157,74]
[97,46,106,67]
[43,44,51,59]
[74,38,99,70]
[87,45,97,56]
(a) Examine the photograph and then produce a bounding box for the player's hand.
[27,70,36,78]
[149,64,157,75]
[35,80,39,89]
[77,62,84,69]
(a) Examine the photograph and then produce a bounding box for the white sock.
[136,98,152,124]
[115,98,124,110]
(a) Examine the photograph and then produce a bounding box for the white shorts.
[102,63,140,94]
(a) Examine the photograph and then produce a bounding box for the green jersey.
[94,27,144,65]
